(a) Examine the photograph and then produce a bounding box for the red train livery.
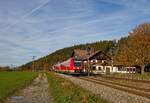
[53,57,83,73]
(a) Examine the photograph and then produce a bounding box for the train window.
[75,61,81,67]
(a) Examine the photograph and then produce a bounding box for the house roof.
[89,50,111,60]
[74,49,88,60]
[74,49,111,60]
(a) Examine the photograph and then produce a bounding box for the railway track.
[79,77,150,99]
[90,77,150,92]
[95,75,150,84]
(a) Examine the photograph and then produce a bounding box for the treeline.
[20,23,150,73]
[0,66,12,71]
[20,41,113,70]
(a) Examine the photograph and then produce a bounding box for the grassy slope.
[0,71,38,102]
[47,72,108,103]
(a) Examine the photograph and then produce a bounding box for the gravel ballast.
[57,73,150,103]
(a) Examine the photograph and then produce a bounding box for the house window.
[93,66,96,70]
[95,60,98,63]
[91,59,97,63]
[118,67,123,71]
[98,67,102,70]
[84,61,87,63]
[133,68,136,71]
[102,60,105,63]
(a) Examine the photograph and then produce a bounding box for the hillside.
[20,40,113,70]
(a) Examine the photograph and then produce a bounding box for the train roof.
[54,58,70,67]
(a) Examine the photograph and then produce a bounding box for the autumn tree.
[115,23,150,73]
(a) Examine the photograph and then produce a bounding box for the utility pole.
[32,56,36,71]
[111,40,117,73]
[111,47,114,74]
[87,47,91,76]
[10,64,13,69]
[44,57,48,72]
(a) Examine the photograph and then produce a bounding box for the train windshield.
[74,61,81,67]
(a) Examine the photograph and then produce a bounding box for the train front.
[70,57,83,73]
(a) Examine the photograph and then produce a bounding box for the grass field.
[0,71,38,102]
[47,72,108,103]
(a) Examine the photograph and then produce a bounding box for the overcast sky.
[0,0,150,66]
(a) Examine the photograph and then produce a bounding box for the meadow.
[0,71,38,102]
[47,72,108,103]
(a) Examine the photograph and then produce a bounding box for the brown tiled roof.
[89,51,111,60]
[74,49,103,60]
[74,49,88,60]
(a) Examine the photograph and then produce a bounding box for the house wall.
[95,65,118,72]
[116,67,136,73]
[81,56,136,74]
[94,65,136,74]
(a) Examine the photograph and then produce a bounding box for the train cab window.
[75,61,81,67]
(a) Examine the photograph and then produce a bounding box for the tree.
[115,23,150,73]
[128,23,150,73]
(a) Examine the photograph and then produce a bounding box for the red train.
[53,57,84,74]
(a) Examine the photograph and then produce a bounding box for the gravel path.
[57,73,150,103]
[4,73,53,103]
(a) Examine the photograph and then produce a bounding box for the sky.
[0,0,150,66]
